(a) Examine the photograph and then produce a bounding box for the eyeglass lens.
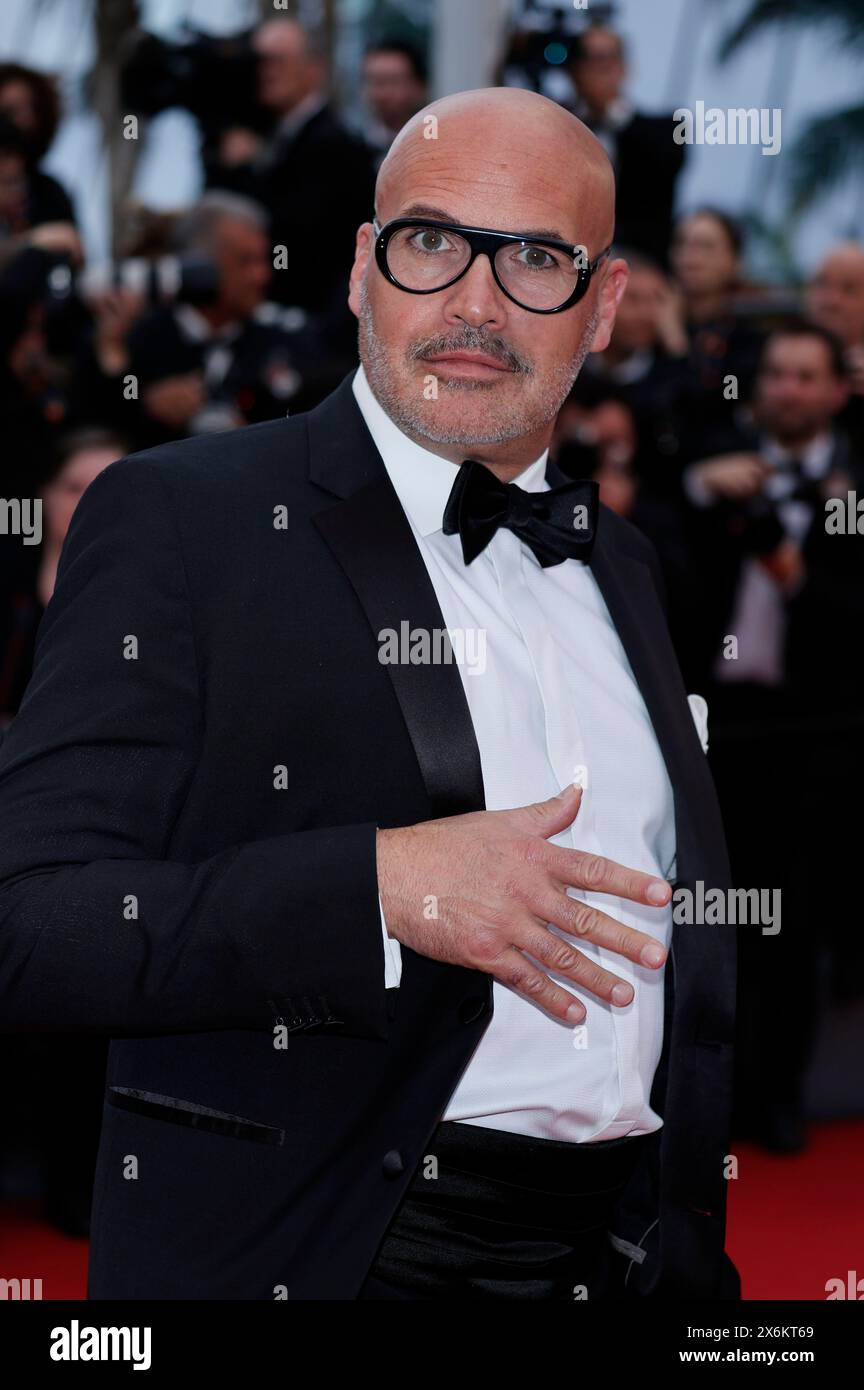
[385,224,582,309]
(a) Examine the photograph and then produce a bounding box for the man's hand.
[89,285,147,375]
[218,127,264,165]
[27,221,84,265]
[690,454,769,500]
[142,372,206,429]
[376,784,671,1025]
[759,538,806,593]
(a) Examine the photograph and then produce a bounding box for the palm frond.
[785,104,864,211]
[718,0,864,62]
[738,210,801,283]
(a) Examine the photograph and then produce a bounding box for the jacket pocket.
[106,1086,284,1146]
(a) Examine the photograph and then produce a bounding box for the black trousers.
[358,1120,653,1301]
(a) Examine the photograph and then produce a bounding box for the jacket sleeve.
[0,456,390,1040]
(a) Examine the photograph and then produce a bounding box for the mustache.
[407,326,534,375]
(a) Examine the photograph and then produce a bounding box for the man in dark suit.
[0,88,737,1301]
[207,17,376,327]
[681,323,863,709]
[567,26,685,269]
[682,322,864,1149]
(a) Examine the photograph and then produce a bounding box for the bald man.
[807,243,864,352]
[0,89,738,1302]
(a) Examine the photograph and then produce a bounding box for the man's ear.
[588,258,629,355]
[348,222,374,318]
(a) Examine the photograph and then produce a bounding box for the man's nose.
[440,253,509,330]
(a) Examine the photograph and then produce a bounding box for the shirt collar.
[351,363,550,538]
[606,347,654,384]
[573,96,633,131]
[277,92,327,142]
[173,303,241,344]
[762,431,834,477]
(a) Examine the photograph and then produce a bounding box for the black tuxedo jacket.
[0,371,738,1300]
[207,104,376,319]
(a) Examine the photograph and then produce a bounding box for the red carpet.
[2,1120,862,1300]
[0,1198,89,1299]
[726,1120,864,1300]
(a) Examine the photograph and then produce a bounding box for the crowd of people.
[1,16,862,1234]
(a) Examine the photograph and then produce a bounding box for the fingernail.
[566,1003,585,1023]
[641,943,666,967]
[647,881,670,904]
[611,983,633,1006]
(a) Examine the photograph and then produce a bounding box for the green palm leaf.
[786,104,864,210]
[717,0,864,62]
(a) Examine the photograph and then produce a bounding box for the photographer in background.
[72,191,322,448]
[683,323,860,699]
[683,323,864,1152]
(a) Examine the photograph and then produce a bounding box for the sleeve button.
[382,1149,405,1178]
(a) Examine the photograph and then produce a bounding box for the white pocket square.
[687,693,709,753]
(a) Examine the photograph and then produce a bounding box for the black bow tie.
[442,460,599,568]
[778,458,822,506]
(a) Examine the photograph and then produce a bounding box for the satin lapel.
[309,376,485,819]
[586,523,729,886]
[578,502,737,1244]
[583,500,736,1146]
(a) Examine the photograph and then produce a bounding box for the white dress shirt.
[353,365,676,1143]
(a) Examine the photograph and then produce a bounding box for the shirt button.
[382,1149,404,1179]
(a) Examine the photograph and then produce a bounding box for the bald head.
[255,17,322,58]
[807,242,864,347]
[376,88,615,251]
[819,242,864,274]
[347,86,628,473]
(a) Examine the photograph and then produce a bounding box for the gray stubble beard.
[357,278,600,447]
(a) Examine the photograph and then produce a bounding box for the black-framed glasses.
[373,217,612,314]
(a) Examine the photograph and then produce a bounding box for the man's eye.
[411,230,450,253]
[513,245,556,271]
